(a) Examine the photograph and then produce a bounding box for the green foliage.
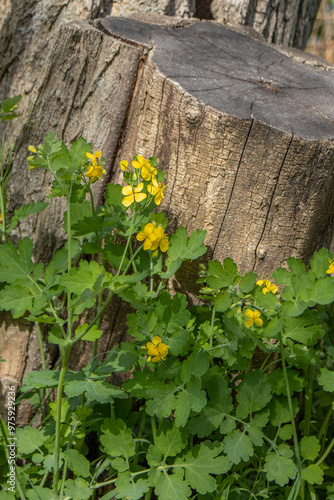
[0,131,333,500]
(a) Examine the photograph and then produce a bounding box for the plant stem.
[92,291,103,359]
[122,243,143,275]
[59,458,68,499]
[36,323,47,371]
[210,305,216,348]
[66,188,73,340]
[52,343,72,499]
[149,252,154,291]
[304,365,314,437]
[278,332,303,484]
[316,436,334,466]
[117,210,137,275]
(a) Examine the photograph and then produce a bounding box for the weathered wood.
[211,0,322,49]
[0,19,143,421]
[1,13,334,421]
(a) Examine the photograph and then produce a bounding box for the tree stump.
[1,13,334,421]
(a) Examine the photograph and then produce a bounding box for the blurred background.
[307,0,334,62]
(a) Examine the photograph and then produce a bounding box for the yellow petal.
[86,152,95,160]
[120,160,128,170]
[160,238,169,252]
[134,193,147,203]
[28,145,37,153]
[244,309,254,319]
[136,231,146,241]
[245,319,253,327]
[122,185,133,196]
[253,310,261,318]
[143,238,153,250]
[122,195,134,207]
[151,336,162,345]
[94,151,102,158]
[255,317,263,326]
[256,280,265,286]
[134,183,144,193]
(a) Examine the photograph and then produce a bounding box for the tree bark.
[211,0,322,49]
[0,9,333,422]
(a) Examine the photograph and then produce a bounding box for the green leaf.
[264,446,297,486]
[287,257,306,275]
[269,396,299,426]
[167,226,207,262]
[63,200,92,233]
[236,370,272,419]
[223,430,254,464]
[247,410,269,447]
[70,137,92,170]
[317,367,334,392]
[262,317,284,339]
[100,418,136,459]
[300,436,321,461]
[23,369,59,389]
[0,237,34,283]
[309,277,334,305]
[114,472,150,500]
[155,291,191,334]
[72,214,118,237]
[64,379,125,404]
[153,471,191,500]
[0,283,34,318]
[239,271,257,293]
[146,383,177,419]
[283,311,324,345]
[189,376,233,437]
[64,478,92,500]
[127,310,158,341]
[150,421,188,459]
[180,350,210,383]
[268,368,305,396]
[301,464,324,485]
[60,260,105,295]
[49,399,70,423]
[75,323,103,342]
[25,487,52,500]
[16,427,47,455]
[213,291,233,312]
[207,258,239,289]
[1,94,22,113]
[105,183,125,208]
[174,441,231,494]
[174,376,207,427]
[64,449,90,478]
[8,202,49,232]
[310,247,333,278]
[272,267,292,285]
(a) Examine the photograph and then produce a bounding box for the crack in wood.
[212,118,255,257]
[252,133,295,272]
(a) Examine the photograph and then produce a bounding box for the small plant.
[0,100,333,500]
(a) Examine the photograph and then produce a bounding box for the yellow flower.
[86,151,103,164]
[121,183,147,207]
[244,309,263,327]
[0,213,2,223]
[136,222,169,255]
[28,145,37,153]
[136,223,158,250]
[147,178,167,205]
[142,336,169,362]
[256,279,278,295]
[132,155,157,181]
[120,160,129,171]
[327,259,334,274]
[85,151,106,183]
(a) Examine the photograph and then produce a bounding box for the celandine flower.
[142,336,169,362]
[327,259,334,274]
[132,155,157,181]
[120,160,129,171]
[244,309,263,327]
[256,279,278,295]
[147,178,167,205]
[136,223,158,250]
[122,183,147,207]
[85,151,106,183]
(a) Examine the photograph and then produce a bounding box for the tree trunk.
[211,0,322,49]
[0,8,333,422]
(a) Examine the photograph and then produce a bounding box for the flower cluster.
[85,151,106,183]
[244,308,263,327]
[256,278,278,295]
[142,336,169,362]
[136,222,169,257]
[120,154,166,208]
